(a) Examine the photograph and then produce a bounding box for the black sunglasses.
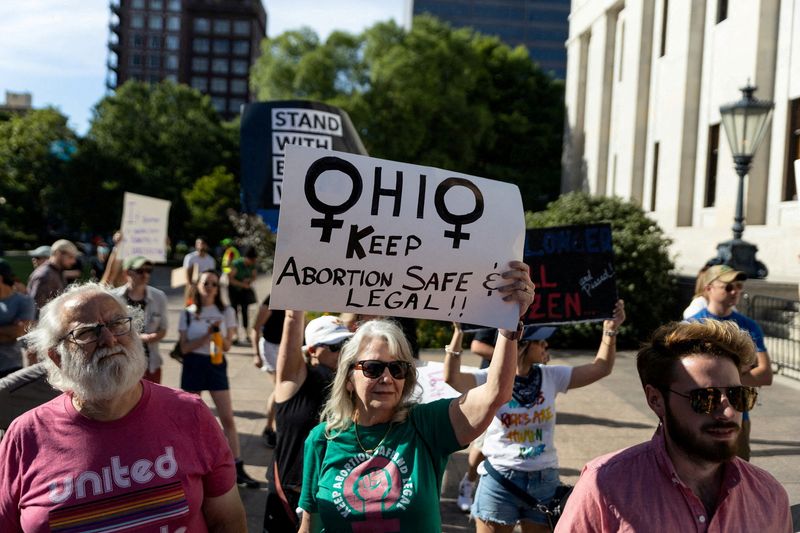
[668,386,757,414]
[353,360,412,380]
[318,342,344,353]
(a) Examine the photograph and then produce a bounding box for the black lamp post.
[707,83,774,278]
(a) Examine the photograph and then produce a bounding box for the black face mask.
[512,366,542,407]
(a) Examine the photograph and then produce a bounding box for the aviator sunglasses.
[318,341,345,353]
[352,360,412,380]
[668,386,757,414]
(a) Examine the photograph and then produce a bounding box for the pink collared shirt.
[555,428,791,533]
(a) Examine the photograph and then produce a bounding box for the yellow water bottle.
[210,326,224,365]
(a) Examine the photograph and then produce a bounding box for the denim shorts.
[472,467,560,526]
[180,353,229,391]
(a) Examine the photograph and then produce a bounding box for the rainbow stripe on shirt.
[48,481,189,532]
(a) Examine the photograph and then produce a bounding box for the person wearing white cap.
[444,299,625,532]
[26,239,79,313]
[27,245,51,270]
[263,312,353,531]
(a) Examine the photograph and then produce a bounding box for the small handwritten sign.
[270,147,525,329]
[522,223,616,325]
[116,192,171,262]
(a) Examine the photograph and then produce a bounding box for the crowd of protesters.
[0,234,793,532]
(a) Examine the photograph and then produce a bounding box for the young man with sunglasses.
[687,264,773,460]
[263,313,353,532]
[556,320,791,532]
[113,256,168,383]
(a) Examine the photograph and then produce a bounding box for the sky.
[0,0,407,134]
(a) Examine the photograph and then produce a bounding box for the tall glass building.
[408,0,569,79]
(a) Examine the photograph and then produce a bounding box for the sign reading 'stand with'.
[270,146,526,330]
[240,101,367,216]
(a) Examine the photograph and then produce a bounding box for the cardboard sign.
[239,101,368,217]
[116,192,171,262]
[270,147,526,330]
[522,223,617,325]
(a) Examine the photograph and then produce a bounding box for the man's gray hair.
[23,282,144,366]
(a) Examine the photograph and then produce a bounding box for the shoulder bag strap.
[483,459,543,509]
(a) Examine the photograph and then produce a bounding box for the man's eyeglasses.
[60,317,133,345]
[668,386,757,414]
[133,267,153,275]
[352,360,412,380]
[318,342,344,353]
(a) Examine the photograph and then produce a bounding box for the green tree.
[183,166,239,244]
[250,15,563,210]
[526,192,679,346]
[86,80,238,239]
[0,108,77,246]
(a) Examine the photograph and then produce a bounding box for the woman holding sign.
[444,299,625,533]
[296,261,534,532]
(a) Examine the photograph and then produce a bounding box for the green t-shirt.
[299,398,463,532]
[230,257,254,282]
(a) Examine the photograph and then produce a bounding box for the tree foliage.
[250,15,564,210]
[0,108,77,245]
[526,192,679,346]
[86,80,238,238]
[183,166,239,244]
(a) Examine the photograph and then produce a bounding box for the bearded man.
[0,283,246,532]
[555,320,791,532]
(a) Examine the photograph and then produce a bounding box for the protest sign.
[116,192,171,262]
[270,146,525,330]
[522,223,617,325]
[415,361,480,404]
[239,101,367,223]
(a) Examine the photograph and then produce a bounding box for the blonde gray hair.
[320,319,419,437]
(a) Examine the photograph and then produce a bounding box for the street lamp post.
[707,83,774,279]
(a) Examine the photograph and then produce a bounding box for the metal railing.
[739,294,800,380]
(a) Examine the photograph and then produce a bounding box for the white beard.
[55,338,147,403]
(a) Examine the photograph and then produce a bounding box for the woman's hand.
[602,299,626,332]
[498,260,535,317]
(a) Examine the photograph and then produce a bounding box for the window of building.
[165,35,179,49]
[132,33,144,47]
[194,17,210,33]
[149,35,161,49]
[148,55,160,68]
[165,73,178,82]
[167,16,180,31]
[193,38,210,53]
[167,0,181,12]
[150,0,163,9]
[231,59,248,75]
[191,77,208,91]
[129,70,142,81]
[131,54,143,67]
[148,15,163,30]
[650,142,660,211]
[232,40,249,56]
[192,57,208,71]
[659,0,668,57]
[165,54,179,70]
[213,19,231,34]
[716,0,728,23]
[704,124,719,207]
[211,97,226,113]
[233,20,249,35]
[230,79,247,94]
[784,97,800,201]
[213,39,230,54]
[131,14,145,29]
[149,74,161,83]
[212,58,229,73]
[229,98,245,113]
[211,77,227,92]
[132,0,145,8]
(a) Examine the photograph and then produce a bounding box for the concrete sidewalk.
[150,266,800,531]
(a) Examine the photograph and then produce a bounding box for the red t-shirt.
[0,380,235,532]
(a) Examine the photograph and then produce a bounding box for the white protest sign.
[116,192,171,262]
[270,146,525,329]
[415,361,482,404]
